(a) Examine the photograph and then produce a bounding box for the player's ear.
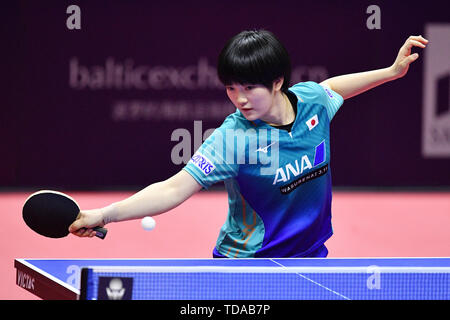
[272,77,284,92]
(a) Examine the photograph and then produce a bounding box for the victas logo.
[16,270,35,291]
[422,23,450,158]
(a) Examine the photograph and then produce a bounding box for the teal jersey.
[183,81,344,258]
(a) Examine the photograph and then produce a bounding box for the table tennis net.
[80,265,450,300]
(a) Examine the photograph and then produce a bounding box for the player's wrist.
[102,203,119,225]
[387,64,402,80]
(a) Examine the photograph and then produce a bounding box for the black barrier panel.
[2,0,450,189]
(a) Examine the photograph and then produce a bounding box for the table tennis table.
[15,258,450,300]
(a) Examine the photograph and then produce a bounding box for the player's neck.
[261,91,294,126]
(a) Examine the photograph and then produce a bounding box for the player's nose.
[236,93,248,107]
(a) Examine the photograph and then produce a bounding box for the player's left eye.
[245,85,255,91]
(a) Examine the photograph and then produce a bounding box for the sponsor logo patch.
[320,83,335,99]
[273,140,328,193]
[190,152,216,176]
[324,87,334,99]
[280,164,329,194]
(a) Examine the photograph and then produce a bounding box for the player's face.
[225,83,275,121]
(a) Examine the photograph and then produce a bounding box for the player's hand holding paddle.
[69,208,106,238]
[23,190,107,239]
[24,171,202,239]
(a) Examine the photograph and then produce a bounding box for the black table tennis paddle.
[22,190,107,239]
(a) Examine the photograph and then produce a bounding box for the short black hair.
[217,30,291,91]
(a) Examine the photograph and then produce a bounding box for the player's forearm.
[322,66,398,100]
[101,181,184,224]
[100,170,201,224]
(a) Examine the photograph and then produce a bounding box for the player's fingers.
[75,227,93,238]
[69,218,93,237]
[402,53,420,67]
[407,35,429,44]
[71,229,84,237]
[403,36,428,52]
[82,228,96,238]
[405,39,427,50]
[68,218,85,233]
[85,229,97,238]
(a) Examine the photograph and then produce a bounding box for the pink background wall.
[2,191,449,299]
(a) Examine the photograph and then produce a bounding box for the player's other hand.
[390,35,428,79]
[69,209,105,238]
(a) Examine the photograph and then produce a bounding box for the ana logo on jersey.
[306,115,319,131]
[272,140,326,185]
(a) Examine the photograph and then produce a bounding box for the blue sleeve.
[183,119,239,189]
[289,81,344,121]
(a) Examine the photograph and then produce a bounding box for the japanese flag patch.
[306,114,319,131]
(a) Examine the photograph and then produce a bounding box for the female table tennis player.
[69,30,427,258]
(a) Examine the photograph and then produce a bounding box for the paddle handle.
[93,226,108,239]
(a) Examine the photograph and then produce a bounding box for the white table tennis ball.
[141,216,156,231]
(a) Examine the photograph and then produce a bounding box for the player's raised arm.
[68,170,202,237]
[320,35,428,100]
